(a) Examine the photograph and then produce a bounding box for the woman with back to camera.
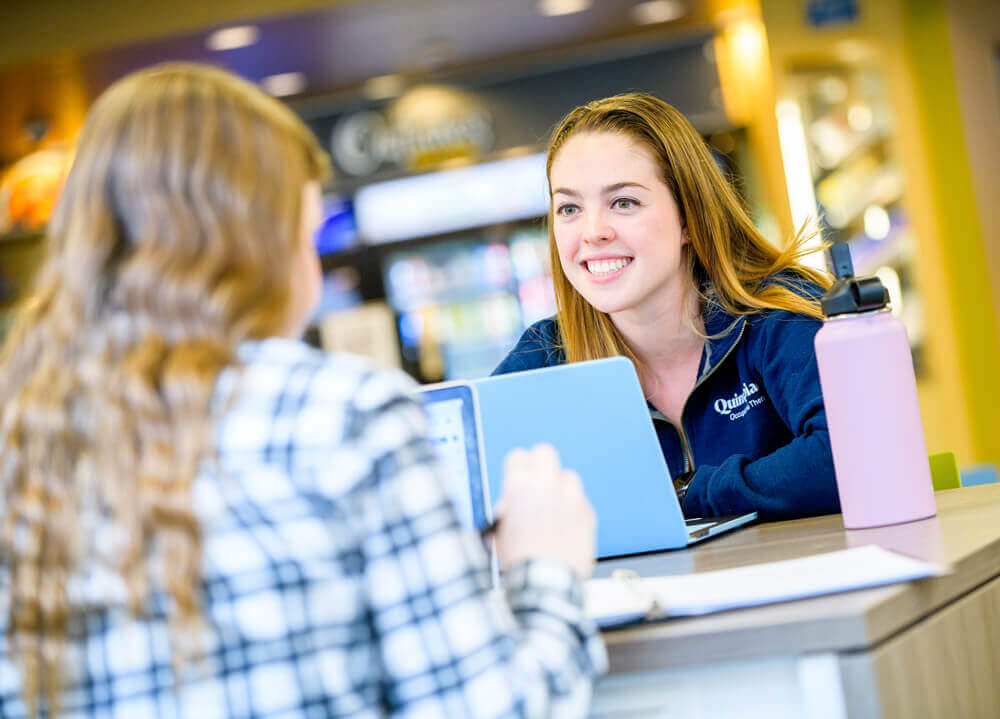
[494,93,839,521]
[0,63,605,719]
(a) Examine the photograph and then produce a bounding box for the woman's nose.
[582,216,615,244]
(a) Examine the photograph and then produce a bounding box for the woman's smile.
[582,256,633,281]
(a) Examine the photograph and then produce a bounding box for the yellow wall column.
[901,0,1000,466]
[942,0,1000,330]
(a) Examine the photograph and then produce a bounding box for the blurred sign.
[331,85,494,176]
[306,39,724,192]
[806,0,859,27]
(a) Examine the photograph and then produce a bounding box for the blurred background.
[0,0,997,469]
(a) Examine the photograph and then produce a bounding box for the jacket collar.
[700,300,747,376]
[644,301,747,417]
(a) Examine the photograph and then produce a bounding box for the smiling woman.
[493,92,841,522]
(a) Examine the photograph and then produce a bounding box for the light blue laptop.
[418,357,756,559]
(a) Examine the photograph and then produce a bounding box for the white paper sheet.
[585,545,943,627]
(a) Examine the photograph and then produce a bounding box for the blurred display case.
[310,150,554,382]
[381,224,553,381]
[788,66,924,368]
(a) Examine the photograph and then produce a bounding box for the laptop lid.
[470,357,692,557]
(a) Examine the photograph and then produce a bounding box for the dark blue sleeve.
[682,311,840,520]
[491,318,565,376]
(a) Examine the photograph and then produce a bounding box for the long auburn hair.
[546,93,830,365]
[0,63,329,715]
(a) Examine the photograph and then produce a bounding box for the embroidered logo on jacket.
[714,382,765,421]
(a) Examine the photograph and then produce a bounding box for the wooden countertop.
[594,484,1000,673]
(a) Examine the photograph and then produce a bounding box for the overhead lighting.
[261,72,307,97]
[537,0,592,17]
[631,0,685,25]
[730,18,764,64]
[847,104,874,132]
[205,25,260,51]
[864,205,891,240]
[364,74,406,101]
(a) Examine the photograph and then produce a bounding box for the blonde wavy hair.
[546,93,830,365]
[0,63,329,715]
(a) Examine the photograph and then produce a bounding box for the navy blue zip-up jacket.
[492,292,840,521]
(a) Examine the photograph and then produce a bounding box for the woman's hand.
[493,444,597,579]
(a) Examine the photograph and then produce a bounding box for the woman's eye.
[612,198,637,210]
[556,204,579,217]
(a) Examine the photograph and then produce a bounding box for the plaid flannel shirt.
[0,338,607,718]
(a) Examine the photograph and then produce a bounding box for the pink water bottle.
[814,243,937,529]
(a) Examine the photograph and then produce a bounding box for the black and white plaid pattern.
[0,338,606,718]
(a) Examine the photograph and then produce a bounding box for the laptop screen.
[417,384,491,532]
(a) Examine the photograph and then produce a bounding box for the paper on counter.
[585,545,943,627]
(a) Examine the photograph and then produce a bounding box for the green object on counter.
[929,451,961,491]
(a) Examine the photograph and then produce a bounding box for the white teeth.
[586,258,631,275]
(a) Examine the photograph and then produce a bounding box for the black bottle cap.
[820,243,890,317]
